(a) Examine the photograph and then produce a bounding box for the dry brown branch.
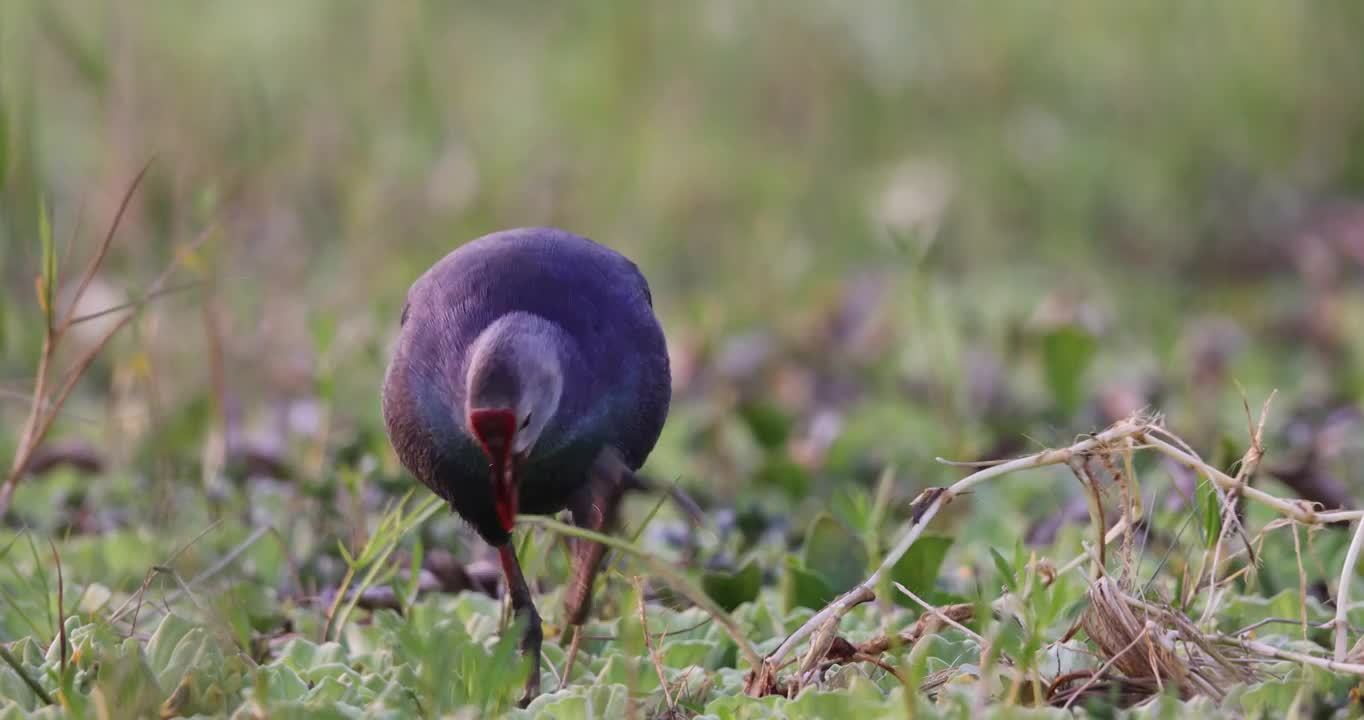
[1082,576,1189,693]
[1216,635,1364,675]
[855,603,976,658]
[789,586,877,694]
[1291,522,1309,642]
[634,577,676,711]
[773,601,982,696]
[1197,390,1274,625]
[1335,519,1364,661]
[746,418,1153,695]
[1141,429,1358,524]
[56,163,153,335]
[795,607,845,694]
[1100,439,1138,581]
[50,538,67,673]
[1070,456,1109,575]
[748,405,1362,702]
[558,626,582,691]
[894,583,984,644]
[2,164,203,519]
[1047,670,1162,708]
[1063,622,1153,709]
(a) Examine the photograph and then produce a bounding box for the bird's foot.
[517,671,540,709]
[516,620,543,707]
[497,543,544,708]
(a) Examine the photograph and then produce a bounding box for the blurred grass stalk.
[2,165,196,518]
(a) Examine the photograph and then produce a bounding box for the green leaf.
[801,513,867,594]
[145,613,196,680]
[992,616,1027,658]
[702,557,762,612]
[90,643,161,719]
[831,485,873,537]
[739,399,791,450]
[990,547,1017,593]
[37,196,55,328]
[889,534,953,605]
[1196,476,1222,549]
[403,539,424,608]
[661,639,714,668]
[523,683,630,719]
[782,555,836,612]
[784,674,901,718]
[1239,678,1310,718]
[754,456,811,498]
[1215,434,1243,475]
[1217,588,1330,637]
[156,626,210,691]
[1041,324,1096,416]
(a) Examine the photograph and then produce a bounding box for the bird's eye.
[520,413,532,430]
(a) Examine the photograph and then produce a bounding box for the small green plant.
[323,491,444,643]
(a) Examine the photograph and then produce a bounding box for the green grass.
[2,1,1364,717]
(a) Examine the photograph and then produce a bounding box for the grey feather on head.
[464,312,565,456]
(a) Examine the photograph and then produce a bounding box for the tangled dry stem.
[746,406,1364,707]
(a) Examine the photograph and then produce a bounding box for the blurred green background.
[4,2,1364,715]
[1,0,1363,607]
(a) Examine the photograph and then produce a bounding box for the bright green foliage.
[889,535,953,606]
[703,559,763,613]
[1040,326,1096,418]
[801,513,868,597]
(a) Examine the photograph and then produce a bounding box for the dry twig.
[3,164,203,518]
[748,406,1364,703]
[634,577,676,711]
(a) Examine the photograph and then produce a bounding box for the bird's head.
[464,312,565,532]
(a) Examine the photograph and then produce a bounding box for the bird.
[381,227,671,704]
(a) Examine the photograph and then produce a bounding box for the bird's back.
[384,228,671,510]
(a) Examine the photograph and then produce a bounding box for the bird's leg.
[557,447,630,685]
[564,447,631,624]
[497,542,543,707]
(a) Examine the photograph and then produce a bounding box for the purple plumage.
[384,226,670,539]
[380,227,671,704]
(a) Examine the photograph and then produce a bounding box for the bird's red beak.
[470,408,519,533]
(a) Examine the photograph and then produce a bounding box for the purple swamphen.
[381,227,671,703]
